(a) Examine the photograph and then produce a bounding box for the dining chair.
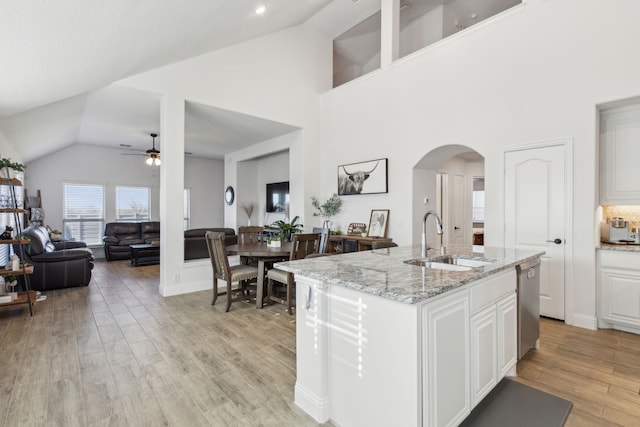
[237,226,264,244]
[312,227,330,254]
[267,232,320,315]
[205,231,259,312]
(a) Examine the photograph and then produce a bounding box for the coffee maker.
[601,217,630,243]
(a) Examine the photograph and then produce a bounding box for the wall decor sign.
[337,158,388,195]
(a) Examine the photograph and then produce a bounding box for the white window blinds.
[63,183,104,245]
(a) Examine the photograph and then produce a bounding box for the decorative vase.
[247,218,251,226]
[322,219,331,229]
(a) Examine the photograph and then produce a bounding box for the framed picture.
[338,158,388,195]
[367,209,389,238]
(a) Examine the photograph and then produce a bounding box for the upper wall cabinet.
[600,104,640,205]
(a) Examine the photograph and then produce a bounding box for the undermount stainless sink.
[404,255,496,271]
[403,259,472,272]
[430,255,496,268]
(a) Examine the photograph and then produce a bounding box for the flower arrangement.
[240,203,255,224]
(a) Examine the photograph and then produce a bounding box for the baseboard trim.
[568,313,597,330]
[295,383,329,423]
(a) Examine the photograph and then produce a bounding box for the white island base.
[294,269,518,427]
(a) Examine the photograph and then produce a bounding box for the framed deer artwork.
[337,158,388,195]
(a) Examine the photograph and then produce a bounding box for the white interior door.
[450,174,465,247]
[504,144,566,320]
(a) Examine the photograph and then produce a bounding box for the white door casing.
[504,143,568,320]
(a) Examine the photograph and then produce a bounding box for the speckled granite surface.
[275,246,544,304]
[597,243,640,252]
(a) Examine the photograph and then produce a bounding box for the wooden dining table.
[226,241,293,308]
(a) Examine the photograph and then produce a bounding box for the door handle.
[546,238,562,244]
[454,226,460,230]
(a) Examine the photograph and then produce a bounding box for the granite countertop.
[597,243,640,252]
[275,246,544,304]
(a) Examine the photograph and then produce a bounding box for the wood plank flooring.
[516,318,640,426]
[0,260,639,426]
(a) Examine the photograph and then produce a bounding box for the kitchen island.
[275,245,543,427]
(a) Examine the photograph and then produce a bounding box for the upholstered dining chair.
[267,232,320,315]
[205,231,259,312]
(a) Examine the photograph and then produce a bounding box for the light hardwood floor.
[0,260,639,426]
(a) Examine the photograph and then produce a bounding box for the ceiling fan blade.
[121,153,148,156]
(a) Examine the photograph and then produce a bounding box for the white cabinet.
[598,250,640,333]
[468,270,517,406]
[497,293,518,377]
[293,266,521,427]
[470,305,497,406]
[422,289,470,427]
[600,105,640,204]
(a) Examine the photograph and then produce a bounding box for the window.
[116,186,150,221]
[63,183,104,245]
[184,189,190,230]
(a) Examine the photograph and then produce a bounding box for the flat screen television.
[266,181,289,213]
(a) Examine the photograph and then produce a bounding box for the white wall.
[184,156,224,229]
[316,0,640,328]
[118,26,330,296]
[0,130,22,162]
[235,150,289,226]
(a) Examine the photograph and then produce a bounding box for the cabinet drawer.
[470,269,516,314]
[599,250,640,269]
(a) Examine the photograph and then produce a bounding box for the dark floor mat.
[460,378,572,427]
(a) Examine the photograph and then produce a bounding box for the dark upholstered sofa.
[103,222,160,260]
[103,222,236,261]
[15,225,94,291]
[185,228,237,260]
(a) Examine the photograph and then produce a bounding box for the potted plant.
[267,215,303,242]
[267,235,281,247]
[0,157,26,179]
[361,226,368,237]
[311,193,343,229]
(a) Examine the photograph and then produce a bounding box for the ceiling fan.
[122,133,161,166]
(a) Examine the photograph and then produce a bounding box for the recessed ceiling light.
[255,5,266,15]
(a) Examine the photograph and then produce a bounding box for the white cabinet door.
[497,293,518,377]
[423,290,470,427]
[598,251,640,331]
[470,305,497,407]
[600,105,640,204]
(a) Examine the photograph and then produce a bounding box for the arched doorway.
[412,145,484,249]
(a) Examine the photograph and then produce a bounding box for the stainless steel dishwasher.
[517,258,541,359]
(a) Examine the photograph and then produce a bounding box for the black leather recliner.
[15,225,94,291]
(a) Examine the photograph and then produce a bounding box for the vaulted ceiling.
[0,0,337,162]
[0,0,507,163]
